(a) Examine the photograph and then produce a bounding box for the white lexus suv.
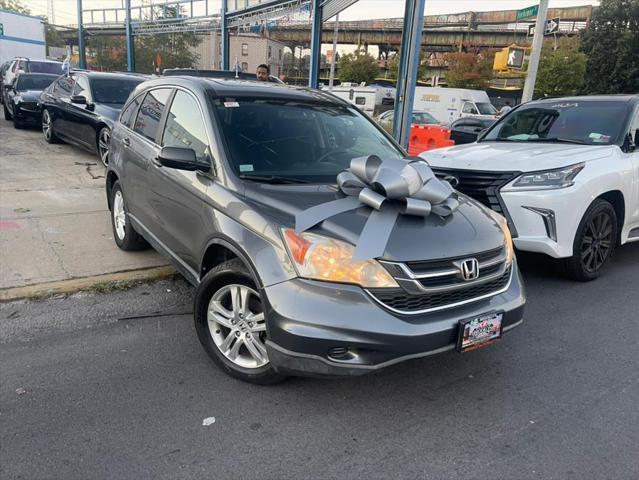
[422,95,639,281]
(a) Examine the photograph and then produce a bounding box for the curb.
[0,266,177,303]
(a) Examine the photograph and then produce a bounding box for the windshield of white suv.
[212,97,404,183]
[482,101,629,145]
[476,102,497,115]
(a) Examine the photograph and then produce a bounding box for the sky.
[19,0,599,26]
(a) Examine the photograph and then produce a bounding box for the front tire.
[109,180,148,251]
[562,199,617,282]
[42,109,59,144]
[3,102,12,121]
[194,259,286,385]
[97,127,111,167]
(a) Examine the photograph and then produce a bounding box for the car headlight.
[281,228,399,288]
[487,210,514,265]
[508,163,584,191]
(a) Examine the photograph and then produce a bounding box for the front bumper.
[501,186,586,258]
[262,261,525,377]
[14,105,41,124]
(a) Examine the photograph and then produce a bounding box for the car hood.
[16,90,42,102]
[94,103,123,125]
[242,182,505,262]
[421,142,614,172]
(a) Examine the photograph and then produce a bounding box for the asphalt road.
[1,247,638,480]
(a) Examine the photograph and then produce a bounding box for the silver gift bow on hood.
[295,155,459,261]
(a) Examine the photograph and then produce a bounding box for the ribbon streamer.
[295,155,459,261]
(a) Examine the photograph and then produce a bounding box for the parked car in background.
[413,87,497,124]
[449,117,496,145]
[423,95,639,281]
[0,60,13,105]
[106,76,525,384]
[375,109,440,133]
[39,71,146,166]
[3,73,58,128]
[2,58,62,105]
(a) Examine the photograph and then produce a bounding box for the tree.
[581,0,639,94]
[338,49,379,84]
[386,51,429,81]
[534,37,587,97]
[0,0,30,15]
[443,51,494,89]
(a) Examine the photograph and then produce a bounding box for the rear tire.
[562,199,617,282]
[194,259,287,385]
[109,180,148,251]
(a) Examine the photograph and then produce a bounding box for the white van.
[322,83,395,117]
[413,87,497,124]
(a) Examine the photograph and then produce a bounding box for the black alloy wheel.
[563,199,617,282]
[97,127,111,167]
[3,102,12,121]
[42,109,59,144]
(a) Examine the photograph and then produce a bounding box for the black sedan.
[449,117,496,145]
[39,71,146,166]
[3,73,59,128]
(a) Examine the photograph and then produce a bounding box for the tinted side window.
[120,94,143,128]
[73,76,90,98]
[56,76,75,97]
[162,90,209,162]
[133,88,172,142]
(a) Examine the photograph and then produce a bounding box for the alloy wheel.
[98,129,110,167]
[581,211,613,274]
[112,190,126,240]
[208,284,268,369]
[42,111,51,140]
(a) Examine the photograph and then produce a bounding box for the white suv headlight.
[507,163,584,191]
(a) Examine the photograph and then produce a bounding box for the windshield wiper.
[526,137,589,145]
[239,174,310,184]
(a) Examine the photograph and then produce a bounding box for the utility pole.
[76,0,86,69]
[522,0,549,102]
[328,13,339,90]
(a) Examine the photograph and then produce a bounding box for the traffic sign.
[528,17,561,36]
[516,4,539,21]
[507,47,526,69]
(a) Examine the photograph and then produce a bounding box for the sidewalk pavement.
[0,118,172,301]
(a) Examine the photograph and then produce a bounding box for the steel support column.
[392,0,426,148]
[76,0,86,69]
[308,0,322,88]
[125,0,135,72]
[221,0,229,70]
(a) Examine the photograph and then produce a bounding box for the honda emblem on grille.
[460,258,480,281]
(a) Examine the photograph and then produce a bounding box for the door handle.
[152,156,162,167]
[122,137,131,148]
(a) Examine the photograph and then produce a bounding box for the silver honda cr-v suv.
[106,76,525,384]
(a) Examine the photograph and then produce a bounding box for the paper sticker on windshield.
[239,164,254,172]
[224,101,239,108]
[589,133,610,143]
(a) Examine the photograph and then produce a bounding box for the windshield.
[92,78,144,104]
[482,101,629,145]
[476,102,497,115]
[28,62,62,74]
[16,75,57,91]
[212,96,403,182]
[412,112,439,124]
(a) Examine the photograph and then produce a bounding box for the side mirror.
[156,146,209,172]
[71,95,87,105]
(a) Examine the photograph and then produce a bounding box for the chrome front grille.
[369,246,512,314]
